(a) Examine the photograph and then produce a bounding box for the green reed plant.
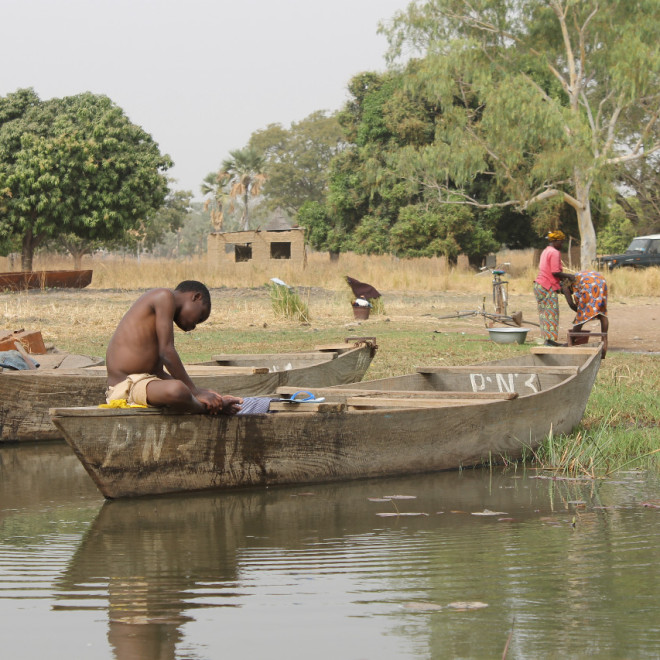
[532,410,660,478]
[268,282,310,323]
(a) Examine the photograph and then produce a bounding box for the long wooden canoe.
[50,345,602,499]
[0,269,93,291]
[1,337,377,443]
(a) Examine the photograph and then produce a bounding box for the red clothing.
[535,245,562,291]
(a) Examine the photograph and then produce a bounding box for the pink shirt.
[535,245,562,291]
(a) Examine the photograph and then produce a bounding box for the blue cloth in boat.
[0,350,39,370]
[237,397,275,415]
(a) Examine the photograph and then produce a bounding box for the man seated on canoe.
[105,280,243,414]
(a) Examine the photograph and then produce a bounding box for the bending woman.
[559,271,609,357]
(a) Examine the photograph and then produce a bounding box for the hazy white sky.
[2,0,411,200]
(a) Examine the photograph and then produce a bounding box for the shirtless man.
[105,280,242,414]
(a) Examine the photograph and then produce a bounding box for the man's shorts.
[105,373,161,406]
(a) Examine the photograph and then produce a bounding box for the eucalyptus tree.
[381,0,660,267]
[216,147,267,231]
[0,88,172,270]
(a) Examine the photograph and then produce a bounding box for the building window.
[270,242,291,259]
[235,244,252,262]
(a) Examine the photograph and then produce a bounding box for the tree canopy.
[0,88,172,270]
[207,147,267,232]
[248,111,345,216]
[298,68,508,263]
[380,0,660,267]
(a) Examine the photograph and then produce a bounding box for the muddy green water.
[1,442,659,659]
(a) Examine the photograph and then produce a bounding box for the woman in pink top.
[534,230,565,345]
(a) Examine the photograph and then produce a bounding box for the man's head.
[174,281,211,331]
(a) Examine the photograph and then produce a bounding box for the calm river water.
[1,441,659,659]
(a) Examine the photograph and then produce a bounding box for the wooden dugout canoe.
[1,337,377,443]
[0,269,93,291]
[50,345,602,499]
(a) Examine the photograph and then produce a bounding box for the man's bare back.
[105,281,242,414]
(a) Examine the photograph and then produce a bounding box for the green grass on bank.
[533,353,660,476]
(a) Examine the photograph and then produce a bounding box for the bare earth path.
[0,287,658,354]
[374,292,660,353]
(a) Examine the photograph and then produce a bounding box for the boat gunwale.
[50,347,601,418]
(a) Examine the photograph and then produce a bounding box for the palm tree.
[219,147,267,231]
[201,172,232,231]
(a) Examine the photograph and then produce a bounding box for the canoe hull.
[0,270,93,291]
[51,347,601,499]
[1,340,376,443]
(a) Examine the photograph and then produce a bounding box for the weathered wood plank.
[530,346,602,355]
[268,401,346,413]
[212,352,337,362]
[416,365,579,375]
[345,397,506,409]
[275,386,518,400]
[184,366,270,375]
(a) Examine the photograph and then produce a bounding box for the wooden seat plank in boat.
[268,402,346,413]
[416,365,580,375]
[275,386,518,400]
[530,346,604,355]
[184,365,270,375]
[213,351,337,363]
[345,397,509,409]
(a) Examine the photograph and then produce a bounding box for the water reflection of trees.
[0,443,101,539]
[52,469,660,659]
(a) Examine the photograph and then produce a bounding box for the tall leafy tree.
[0,89,172,270]
[301,68,500,262]
[248,111,345,215]
[381,0,660,268]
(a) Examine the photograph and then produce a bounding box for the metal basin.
[488,327,530,345]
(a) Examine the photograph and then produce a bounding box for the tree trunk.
[72,250,84,270]
[329,250,340,262]
[574,182,597,269]
[242,190,250,231]
[21,227,36,272]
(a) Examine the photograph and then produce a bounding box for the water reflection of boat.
[52,469,594,659]
[51,346,601,499]
[1,337,376,443]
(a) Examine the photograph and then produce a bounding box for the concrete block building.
[207,214,307,268]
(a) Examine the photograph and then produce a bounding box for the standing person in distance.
[534,230,565,346]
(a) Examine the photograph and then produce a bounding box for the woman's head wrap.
[547,230,566,241]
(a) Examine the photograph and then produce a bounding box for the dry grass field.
[1,250,659,360]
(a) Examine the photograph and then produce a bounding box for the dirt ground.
[399,291,660,354]
[1,287,658,355]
